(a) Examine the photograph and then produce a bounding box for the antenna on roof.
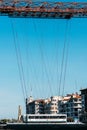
[30,85,32,97]
[75,80,78,92]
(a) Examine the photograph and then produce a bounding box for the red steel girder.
[0,1,87,19]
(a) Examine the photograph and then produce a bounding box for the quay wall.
[0,123,87,130]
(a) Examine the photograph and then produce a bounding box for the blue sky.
[0,0,87,119]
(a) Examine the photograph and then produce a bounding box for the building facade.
[80,88,87,113]
[26,96,45,114]
[59,93,82,121]
[26,96,62,114]
[26,93,82,121]
[44,96,62,114]
[80,88,87,123]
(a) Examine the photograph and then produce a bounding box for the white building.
[26,93,82,121]
[26,96,45,114]
[59,93,82,121]
[26,96,62,114]
[44,96,62,114]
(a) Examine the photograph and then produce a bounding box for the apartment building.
[26,93,82,121]
[44,96,62,114]
[26,96,61,114]
[59,93,82,121]
[26,96,45,114]
[80,88,87,113]
[80,88,87,123]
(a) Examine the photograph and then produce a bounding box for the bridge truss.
[0,0,87,19]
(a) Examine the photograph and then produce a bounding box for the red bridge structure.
[0,0,87,19]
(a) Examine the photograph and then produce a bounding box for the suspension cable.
[32,19,48,97]
[11,19,28,103]
[24,18,40,98]
[54,20,60,96]
[58,20,69,96]
[14,24,28,98]
[32,19,53,97]
[62,20,71,96]
[11,19,26,104]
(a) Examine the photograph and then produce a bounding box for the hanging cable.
[24,18,34,97]
[54,20,60,96]
[32,19,53,97]
[11,19,28,104]
[39,40,53,96]
[62,20,71,96]
[58,20,69,96]
[24,18,40,98]
[32,19,48,97]
[44,20,60,96]
[31,19,44,96]
[14,25,28,98]
[40,39,53,96]
[11,19,26,104]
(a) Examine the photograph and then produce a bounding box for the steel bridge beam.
[0,1,87,19]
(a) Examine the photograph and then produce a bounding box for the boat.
[1,122,87,130]
[23,114,67,124]
[1,114,87,130]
